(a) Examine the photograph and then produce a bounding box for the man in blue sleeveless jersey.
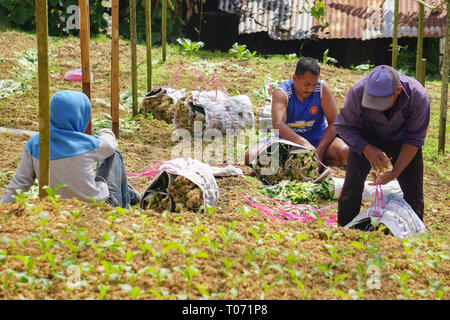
[269,57,348,167]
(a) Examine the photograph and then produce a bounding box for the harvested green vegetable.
[260,178,335,204]
[168,175,203,212]
[254,145,319,184]
[143,191,173,212]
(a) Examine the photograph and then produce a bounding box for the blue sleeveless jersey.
[277,79,326,147]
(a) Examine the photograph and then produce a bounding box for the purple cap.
[362,65,400,110]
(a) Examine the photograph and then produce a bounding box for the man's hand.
[362,144,390,172]
[369,171,397,186]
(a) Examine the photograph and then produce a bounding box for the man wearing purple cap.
[334,65,430,229]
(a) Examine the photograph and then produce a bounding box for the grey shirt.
[334,74,430,156]
[0,129,117,203]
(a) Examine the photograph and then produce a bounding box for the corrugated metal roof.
[218,0,447,40]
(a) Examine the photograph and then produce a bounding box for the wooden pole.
[111,0,120,137]
[145,0,152,91]
[78,0,92,134]
[35,0,50,198]
[162,0,167,62]
[130,0,138,117]
[416,2,425,79]
[419,58,427,86]
[392,0,400,68]
[438,0,449,155]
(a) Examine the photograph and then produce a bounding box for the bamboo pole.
[392,0,400,68]
[130,0,138,117]
[35,0,50,198]
[78,0,92,134]
[162,0,167,61]
[111,0,120,137]
[438,0,449,154]
[145,0,152,91]
[416,2,425,79]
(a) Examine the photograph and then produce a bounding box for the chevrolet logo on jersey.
[288,120,315,133]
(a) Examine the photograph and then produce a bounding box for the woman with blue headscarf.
[0,90,140,208]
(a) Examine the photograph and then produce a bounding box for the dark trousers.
[338,135,424,227]
[96,151,131,208]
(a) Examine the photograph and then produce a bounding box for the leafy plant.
[229,43,257,61]
[322,49,338,66]
[177,38,204,55]
[173,265,200,288]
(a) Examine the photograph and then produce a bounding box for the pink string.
[240,194,337,225]
[127,160,181,179]
[167,65,184,88]
[268,80,273,96]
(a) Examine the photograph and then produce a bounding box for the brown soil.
[0,31,448,300]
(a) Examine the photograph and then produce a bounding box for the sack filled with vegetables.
[140,158,219,214]
[141,87,186,123]
[250,137,322,184]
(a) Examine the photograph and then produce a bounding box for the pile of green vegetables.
[254,144,319,184]
[260,178,335,204]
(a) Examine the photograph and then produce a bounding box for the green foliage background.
[0,0,184,44]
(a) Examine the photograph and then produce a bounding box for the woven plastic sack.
[344,190,426,239]
[331,177,404,202]
[174,90,254,134]
[259,98,273,129]
[140,158,219,213]
[250,137,329,184]
[140,87,186,123]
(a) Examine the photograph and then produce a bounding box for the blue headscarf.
[26,90,100,160]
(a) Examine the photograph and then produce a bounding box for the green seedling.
[248,222,265,244]
[0,269,15,291]
[201,236,221,260]
[217,225,245,248]
[427,276,449,300]
[186,249,208,266]
[13,255,35,275]
[329,288,363,300]
[123,250,140,265]
[120,284,143,300]
[389,272,416,300]
[0,250,7,264]
[173,265,200,288]
[148,288,180,300]
[262,275,284,296]
[101,260,122,284]
[125,266,153,286]
[230,270,251,298]
[97,284,110,300]
[237,206,259,221]
[314,262,348,289]
[221,257,242,280]
[43,184,66,208]
[148,267,172,286]
[31,234,55,256]
[293,279,317,300]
